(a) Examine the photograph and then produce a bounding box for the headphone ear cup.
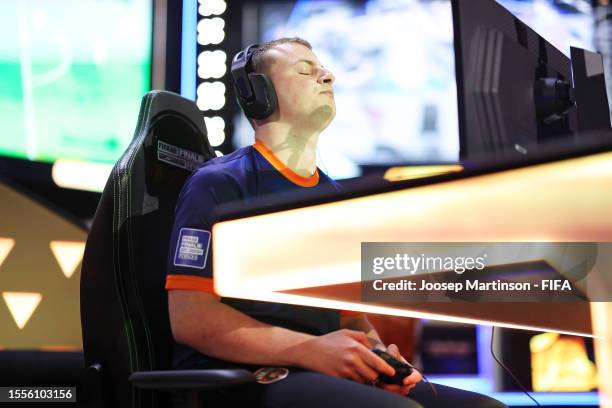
[234,84,254,119]
[247,73,278,119]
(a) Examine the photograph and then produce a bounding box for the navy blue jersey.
[166,140,360,369]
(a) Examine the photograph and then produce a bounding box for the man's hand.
[295,329,396,383]
[377,344,423,395]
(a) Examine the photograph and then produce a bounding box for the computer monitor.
[571,46,612,133]
[451,0,609,160]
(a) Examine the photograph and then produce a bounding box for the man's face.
[264,43,336,131]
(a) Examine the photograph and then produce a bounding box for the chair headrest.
[113,91,215,203]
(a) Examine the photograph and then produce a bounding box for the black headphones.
[231,44,279,120]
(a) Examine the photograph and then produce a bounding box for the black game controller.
[372,349,413,385]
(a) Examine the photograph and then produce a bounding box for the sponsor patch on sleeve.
[173,228,211,269]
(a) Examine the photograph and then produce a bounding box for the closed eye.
[299,72,311,75]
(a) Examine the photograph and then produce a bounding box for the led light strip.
[196,0,227,156]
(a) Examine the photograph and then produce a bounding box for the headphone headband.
[231,44,261,101]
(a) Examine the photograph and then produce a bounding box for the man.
[166,37,506,408]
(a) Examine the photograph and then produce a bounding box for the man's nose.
[319,68,335,85]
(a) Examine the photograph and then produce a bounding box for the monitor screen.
[232,0,594,178]
[0,0,152,164]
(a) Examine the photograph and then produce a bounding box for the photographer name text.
[372,279,572,292]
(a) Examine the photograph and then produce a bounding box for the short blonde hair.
[251,37,312,75]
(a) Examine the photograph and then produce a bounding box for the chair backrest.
[81,91,215,408]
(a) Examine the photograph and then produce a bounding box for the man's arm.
[168,290,395,383]
[169,290,313,365]
[340,314,385,349]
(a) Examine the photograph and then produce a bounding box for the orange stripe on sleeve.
[340,310,365,317]
[165,274,218,296]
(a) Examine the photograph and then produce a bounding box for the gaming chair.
[80,90,255,408]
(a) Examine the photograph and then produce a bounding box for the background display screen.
[0,0,152,164]
[232,0,593,179]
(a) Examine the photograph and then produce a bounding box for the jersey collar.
[253,139,320,188]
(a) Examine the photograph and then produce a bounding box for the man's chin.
[301,105,334,130]
[317,105,335,120]
[321,112,336,130]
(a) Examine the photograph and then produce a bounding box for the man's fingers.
[342,329,371,348]
[362,349,395,376]
[402,369,423,386]
[351,354,380,383]
[387,344,408,364]
[387,344,399,356]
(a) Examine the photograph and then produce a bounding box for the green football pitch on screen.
[0,0,152,164]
